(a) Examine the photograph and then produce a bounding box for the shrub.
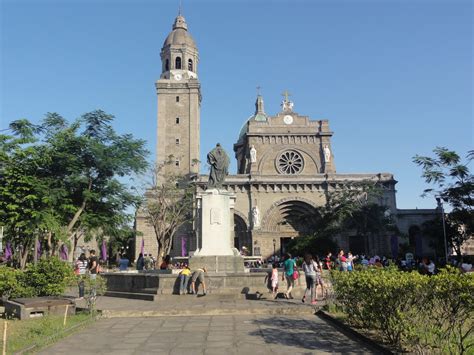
[22,257,76,296]
[0,267,35,299]
[330,266,474,353]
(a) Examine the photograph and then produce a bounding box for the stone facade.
[135,13,442,261]
[156,14,201,179]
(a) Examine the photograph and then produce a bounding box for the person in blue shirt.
[119,254,129,271]
[282,253,297,299]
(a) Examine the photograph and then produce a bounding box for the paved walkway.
[39,314,374,354]
[75,294,320,318]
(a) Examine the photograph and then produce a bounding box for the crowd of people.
[70,247,472,300]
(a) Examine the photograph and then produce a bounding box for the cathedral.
[135,14,437,260]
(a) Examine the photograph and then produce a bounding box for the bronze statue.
[207,143,230,189]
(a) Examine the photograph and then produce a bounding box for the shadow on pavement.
[247,316,373,354]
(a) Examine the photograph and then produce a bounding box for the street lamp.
[272,239,276,261]
[436,196,449,263]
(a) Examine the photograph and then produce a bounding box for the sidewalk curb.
[316,310,393,355]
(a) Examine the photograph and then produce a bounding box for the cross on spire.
[281,90,291,102]
[256,85,261,96]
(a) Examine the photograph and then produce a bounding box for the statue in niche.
[252,206,260,229]
[250,145,257,163]
[207,143,230,189]
[323,145,331,163]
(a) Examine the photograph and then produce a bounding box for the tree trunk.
[19,244,29,270]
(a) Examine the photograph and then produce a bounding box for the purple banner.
[5,242,12,260]
[140,238,144,255]
[60,244,68,260]
[36,239,42,259]
[181,236,187,257]
[101,240,107,261]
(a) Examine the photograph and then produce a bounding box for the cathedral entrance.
[264,199,318,235]
[280,237,293,256]
[234,214,250,252]
[256,199,320,258]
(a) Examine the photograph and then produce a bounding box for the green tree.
[413,147,473,257]
[289,181,394,256]
[0,111,149,266]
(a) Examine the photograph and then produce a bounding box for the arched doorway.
[234,214,250,252]
[262,199,318,256]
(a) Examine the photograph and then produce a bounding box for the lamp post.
[272,239,276,261]
[436,196,449,263]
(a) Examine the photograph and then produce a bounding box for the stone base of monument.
[102,271,308,301]
[189,255,245,273]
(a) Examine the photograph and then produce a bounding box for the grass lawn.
[1,312,96,354]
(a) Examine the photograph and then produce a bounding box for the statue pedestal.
[190,189,244,273]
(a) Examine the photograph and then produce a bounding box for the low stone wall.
[102,270,309,296]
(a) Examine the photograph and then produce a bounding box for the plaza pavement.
[38,295,376,354]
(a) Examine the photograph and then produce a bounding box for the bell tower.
[156,13,201,179]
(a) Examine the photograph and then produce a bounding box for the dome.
[237,116,253,143]
[237,95,268,142]
[162,15,197,48]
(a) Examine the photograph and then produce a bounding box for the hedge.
[331,266,474,354]
[0,257,75,299]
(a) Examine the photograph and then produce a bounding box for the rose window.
[276,150,304,175]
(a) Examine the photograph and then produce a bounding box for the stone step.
[104,291,158,301]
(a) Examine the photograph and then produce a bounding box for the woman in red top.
[325,252,332,270]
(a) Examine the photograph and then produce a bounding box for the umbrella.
[140,237,144,255]
[5,242,12,260]
[60,244,68,260]
[101,240,107,261]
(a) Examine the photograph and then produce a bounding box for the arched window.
[175,57,181,69]
[188,59,193,71]
[165,59,169,71]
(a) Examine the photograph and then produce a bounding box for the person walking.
[88,249,99,297]
[190,267,207,296]
[179,264,191,295]
[282,253,297,299]
[301,254,318,305]
[314,256,325,300]
[270,263,279,298]
[74,253,88,299]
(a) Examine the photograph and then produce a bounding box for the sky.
[1,0,472,210]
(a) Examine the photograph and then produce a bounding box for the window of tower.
[175,159,180,167]
[188,59,193,71]
[176,117,180,124]
[176,138,180,145]
[175,57,182,69]
[176,96,180,103]
[165,59,169,71]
